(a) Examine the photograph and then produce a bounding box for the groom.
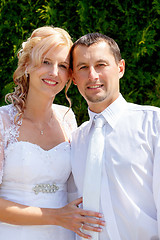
[70,32,160,240]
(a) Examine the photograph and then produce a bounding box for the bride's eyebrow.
[43,57,51,61]
[61,61,69,65]
[43,58,69,65]
[42,57,51,62]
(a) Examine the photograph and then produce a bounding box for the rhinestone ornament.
[33,183,59,195]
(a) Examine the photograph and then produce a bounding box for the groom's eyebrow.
[97,59,109,63]
[76,62,87,67]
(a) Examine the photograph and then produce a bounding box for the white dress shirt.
[71,94,160,240]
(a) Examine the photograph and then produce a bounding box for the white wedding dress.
[0,104,77,240]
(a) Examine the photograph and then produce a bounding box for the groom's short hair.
[70,32,122,69]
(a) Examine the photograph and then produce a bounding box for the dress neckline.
[7,104,70,151]
[9,140,70,152]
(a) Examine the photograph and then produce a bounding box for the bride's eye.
[59,64,67,69]
[43,60,51,65]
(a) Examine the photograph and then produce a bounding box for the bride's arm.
[0,197,48,225]
[0,197,105,239]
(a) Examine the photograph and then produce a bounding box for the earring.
[25,69,28,79]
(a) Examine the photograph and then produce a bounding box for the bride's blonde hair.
[6,26,73,121]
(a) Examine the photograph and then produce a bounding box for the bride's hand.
[55,197,105,239]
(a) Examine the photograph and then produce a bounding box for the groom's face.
[72,41,125,113]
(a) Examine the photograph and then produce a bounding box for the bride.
[0,26,104,240]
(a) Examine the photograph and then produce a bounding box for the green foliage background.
[0,0,160,125]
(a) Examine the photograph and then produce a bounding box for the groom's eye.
[79,66,87,70]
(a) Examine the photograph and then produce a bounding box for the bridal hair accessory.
[18,49,23,58]
[22,41,27,49]
[18,41,28,58]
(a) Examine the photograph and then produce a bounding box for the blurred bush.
[0,0,160,125]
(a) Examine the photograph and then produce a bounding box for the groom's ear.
[72,77,77,85]
[70,70,77,85]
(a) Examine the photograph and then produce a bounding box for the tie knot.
[94,115,106,128]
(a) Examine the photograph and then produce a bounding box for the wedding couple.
[0,26,159,240]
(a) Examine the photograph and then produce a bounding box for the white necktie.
[82,115,106,240]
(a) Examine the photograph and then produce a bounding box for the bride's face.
[27,45,70,99]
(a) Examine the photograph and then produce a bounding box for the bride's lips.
[42,78,58,86]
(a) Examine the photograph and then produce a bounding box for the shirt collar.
[88,94,127,129]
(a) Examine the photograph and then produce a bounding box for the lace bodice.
[0,104,77,184]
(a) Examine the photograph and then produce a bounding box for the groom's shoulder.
[72,120,90,137]
[79,120,90,129]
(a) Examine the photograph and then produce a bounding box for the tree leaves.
[0,0,160,125]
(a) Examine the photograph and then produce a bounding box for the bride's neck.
[24,96,54,122]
